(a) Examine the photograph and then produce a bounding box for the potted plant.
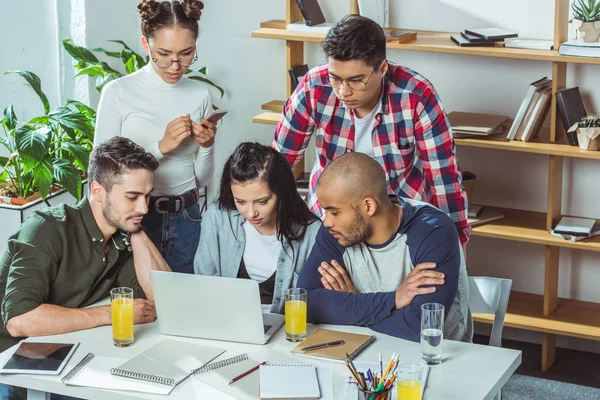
[571,0,600,42]
[0,70,94,252]
[62,39,224,100]
[577,115,600,150]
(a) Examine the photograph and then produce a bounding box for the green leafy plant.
[579,115,600,128]
[62,39,224,99]
[572,0,600,22]
[0,71,94,201]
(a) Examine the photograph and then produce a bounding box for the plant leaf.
[0,156,9,166]
[15,126,50,161]
[50,108,94,140]
[5,71,50,115]
[91,47,121,58]
[187,76,225,98]
[124,56,140,74]
[62,142,90,172]
[74,65,105,77]
[3,106,17,131]
[108,40,133,50]
[66,100,97,120]
[53,158,82,199]
[33,156,53,200]
[62,39,99,64]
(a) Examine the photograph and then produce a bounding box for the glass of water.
[421,303,444,365]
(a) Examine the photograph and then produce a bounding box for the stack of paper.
[550,217,600,242]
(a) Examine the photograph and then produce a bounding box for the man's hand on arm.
[318,260,358,294]
[394,262,444,309]
[6,299,156,338]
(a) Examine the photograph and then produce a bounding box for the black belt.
[148,188,198,214]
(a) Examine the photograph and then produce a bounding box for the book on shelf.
[464,28,518,41]
[451,34,496,47]
[295,0,326,26]
[460,31,504,43]
[468,208,504,227]
[468,204,484,218]
[447,111,509,136]
[550,226,600,242]
[506,77,551,140]
[385,29,417,43]
[504,39,553,50]
[555,87,586,146]
[558,40,600,58]
[289,64,309,92]
[520,87,552,142]
[553,216,597,236]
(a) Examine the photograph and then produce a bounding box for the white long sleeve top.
[94,63,214,196]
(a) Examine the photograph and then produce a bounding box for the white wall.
[1,0,600,353]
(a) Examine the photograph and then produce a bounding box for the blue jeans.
[142,203,202,274]
[0,385,21,400]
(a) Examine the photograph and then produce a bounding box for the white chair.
[468,276,512,348]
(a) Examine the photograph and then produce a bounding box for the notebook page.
[194,356,262,399]
[64,356,171,395]
[259,364,320,399]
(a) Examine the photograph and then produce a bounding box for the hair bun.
[181,0,203,21]
[137,0,163,23]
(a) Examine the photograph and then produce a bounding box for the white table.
[0,322,520,400]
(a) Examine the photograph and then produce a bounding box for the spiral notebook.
[290,328,377,362]
[193,353,262,398]
[259,364,320,399]
[62,340,224,395]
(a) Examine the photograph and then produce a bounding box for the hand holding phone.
[202,110,228,128]
[192,110,226,148]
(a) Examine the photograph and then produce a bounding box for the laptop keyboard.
[263,324,272,334]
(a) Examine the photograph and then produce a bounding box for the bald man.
[297,153,472,342]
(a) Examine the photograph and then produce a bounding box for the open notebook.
[62,340,224,394]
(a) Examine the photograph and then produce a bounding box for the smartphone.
[201,110,228,128]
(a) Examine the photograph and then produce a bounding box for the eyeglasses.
[328,68,377,92]
[147,43,198,69]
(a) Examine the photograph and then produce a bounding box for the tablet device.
[0,341,79,375]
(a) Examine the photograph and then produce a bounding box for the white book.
[520,87,552,142]
[558,40,600,58]
[515,90,542,140]
[553,217,597,236]
[506,77,550,140]
[259,364,320,399]
[505,39,553,50]
[550,226,600,242]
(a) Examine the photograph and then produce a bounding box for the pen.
[228,361,267,385]
[301,340,345,352]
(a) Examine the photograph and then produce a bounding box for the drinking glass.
[396,363,422,400]
[111,287,134,347]
[421,303,444,365]
[284,288,307,342]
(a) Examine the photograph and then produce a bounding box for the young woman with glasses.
[95,0,215,274]
[194,143,321,314]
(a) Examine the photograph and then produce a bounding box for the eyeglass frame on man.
[146,41,198,69]
[328,61,382,92]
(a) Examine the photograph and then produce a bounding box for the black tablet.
[0,341,79,375]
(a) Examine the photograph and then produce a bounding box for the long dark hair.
[218,143,317,247]
[137,0,203,39]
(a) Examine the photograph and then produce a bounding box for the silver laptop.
[150,271,285,344]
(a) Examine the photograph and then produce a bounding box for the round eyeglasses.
[328,68,376,92]
[148,43,198,68]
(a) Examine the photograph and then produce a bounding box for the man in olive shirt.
[0,137,170,399]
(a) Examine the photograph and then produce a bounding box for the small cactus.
[579,115,600,128]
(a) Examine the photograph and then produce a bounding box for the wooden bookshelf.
[473,292,600,341]
[251,27,600,66]
[253,104,600,160]
[251,0,599,371]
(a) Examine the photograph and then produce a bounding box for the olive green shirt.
[0,197,145,352]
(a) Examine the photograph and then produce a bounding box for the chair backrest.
[468,276,512,347]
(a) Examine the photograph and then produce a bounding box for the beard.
[102,196,143,234]
[332,208,372,248]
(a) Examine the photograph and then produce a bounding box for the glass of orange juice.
[110,287,134,347]
[284,288,307,342]
[396,363,422,400]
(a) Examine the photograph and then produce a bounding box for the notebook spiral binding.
[192,353,249,375]
[349,335,377,360]
[110,367,175,386]
[61,352,95,383]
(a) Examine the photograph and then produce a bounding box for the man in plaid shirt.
[273,15,471,246]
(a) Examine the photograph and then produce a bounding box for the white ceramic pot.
[572,19,600,42]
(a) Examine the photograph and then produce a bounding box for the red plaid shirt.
[273,62,471,245]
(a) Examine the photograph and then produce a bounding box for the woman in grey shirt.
[194,143,321,314]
